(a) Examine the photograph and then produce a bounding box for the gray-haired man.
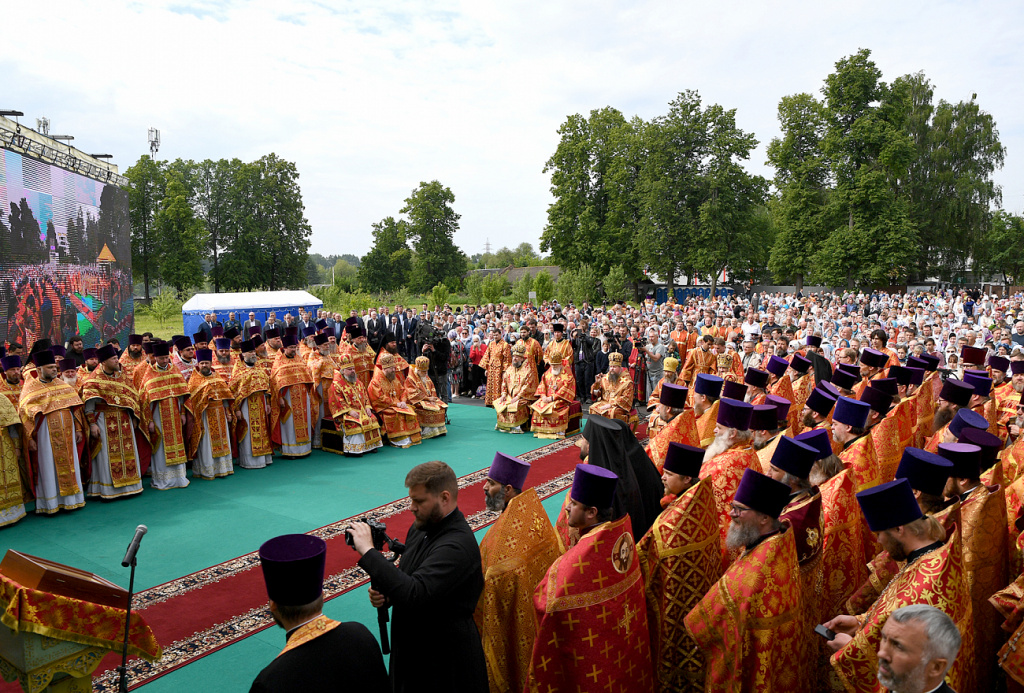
[877,604,961,693]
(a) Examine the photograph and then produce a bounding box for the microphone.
[122,525,148,567]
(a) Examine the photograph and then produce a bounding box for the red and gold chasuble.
[229,361,273,458]
[18,377,85,498]
[521,338,543,380]
[118,351,146,385]
[769,373,796,407]
[405,373,447,430]
[755,433,784,475]
[349,346,375,389]
[637,478,721,693]
[702,444,760,567]
[680,347,715,387]
[789,373,815,431]
[819,469,868,622]
[212,358,235,387]
[474,490,563,693]
[0,378,22,408]
[327,373,380,438]
[0,397,25,520]
[695,401,719,447]
[781,491,826,687]
[374,349,409,387]
[870,415,902,484]
[368,371,421,442]
[480,340,511,406]
[81,371,149,487]
[589,373,633,423]
[276,614,340,658]
[528,516,654,693]
[307,352,338,417]
[544,338,574,368]
[495,364,538,430]
[646,410,699,472]
[684,529,804,692]
[646,375,673,411]
[839,432,881,492]
[923,421,949,454]
[830,527,976,693]
[139,366,190,467]
[186,370,234,460]
[270,356,317,448]
[530,368,575,438]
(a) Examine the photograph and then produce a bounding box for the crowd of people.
[5,286,1024,691]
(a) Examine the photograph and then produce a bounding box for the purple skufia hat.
[214,338,231,350]
[249,326,262,337]
[937,442,983,479]
[316,319,328,330]
[989,355,1010,373]
[790,354,811,373]
[836,362,861,377]
[887,365,910,386]
[721,379,747,401]
[750,405,779,431]
[224,327,240,340]
[833,396,870,429]
[733,468,791,520]
[0,355,21,371]
[32,351,56,367]
[240,340,255,353]
[314,334,329,346]
[663,442,703,478]
[1012,361,1024,376]
[895,448,953,497]
[962,371,992,398]
[152,342,170,358]
[96,344,117,362]
[957,428,1002,466]
[285,326,299,337]
[659,382,688,409]
[856,478,923,532]
[570,464,618,509]
[693,373,723,398]
[173,337,193,352]
[859,386,892,415]
[128,334,144,346]
[488,452,530,489]
[947,408,988,439]
[281,335,299,348]
[871,378,898,397]
[919,353,940,372]
[717,398,754,431]
[938,379,973,408]
[57,358,77,373]
[303,326,317,338]
[806,335,822,348]
[50,345,66,357]
[818,381,841,398]
[960,345,987,365]
[743,368,770,389]
[212,325,224,337]
[194,348,213,363]
[192,331,207,344]
[794,429,831,460]
[906,367,925,386]
[805,388,837,417]
[258,534,327,606]
[770,435,817,479]
[265,328,281,339]
[906,356,929,370]
[860,348,888,369]
[765,355,788,378]
[765,394,791,421]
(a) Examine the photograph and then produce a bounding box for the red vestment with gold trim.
[527,516,654,693]
[530,367,575,438]
[646,410,699,472]
[495,363,538,431]
[480,340,511,407]
[684,529,804,692]
[269,354,317,450]
[80,370,151,487]
[368,370,421,444]
[819,469,867,622]
[589,373,633,423]
[186,370,234,462]
[702,443,760,567]
[229,360,273,458]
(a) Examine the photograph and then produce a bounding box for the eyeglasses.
[729,503,752,516]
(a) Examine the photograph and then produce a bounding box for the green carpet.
[133,492,568,692]
[0,404,548,593]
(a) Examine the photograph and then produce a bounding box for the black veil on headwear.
[581,415,665,539]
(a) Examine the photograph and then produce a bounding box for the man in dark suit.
[875,604,961,692]
[365,310,384,353]
[262,312,280,339]
[401,309,419,359]
[243,312,263,336]
[250,534,389,693]
[350,461,487,693]
[389,314,406,359]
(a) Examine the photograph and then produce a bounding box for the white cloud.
[5,0,1023,260]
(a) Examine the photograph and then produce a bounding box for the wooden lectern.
[0,551,129,693]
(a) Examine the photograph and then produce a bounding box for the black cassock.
[249,621,389,693]
[359,508,488,693]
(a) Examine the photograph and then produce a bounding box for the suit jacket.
[358,508,487,693]
[243,320,262,335]
[262,320,281,338]
[249,621,389,693]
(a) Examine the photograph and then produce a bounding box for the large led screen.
[0,148,133,351]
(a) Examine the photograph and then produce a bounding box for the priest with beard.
[270,336,317,458]
[212,337,235,386]
[589,352,634,423]
[475,453,562,693]
[118,334,146,383]
[693,373,723,446]
[82,344,151,500]
[327,354,383,456]
[529,351,576,439]
[684,468,804,692]
[187,349,236,480]
[0,355,23,407]
[307,334,338,449]
[645,382,699,471]
[833,395,880,492]
[375,332,409,387]
[923,379,974,452]
[368,353,422,447]
[493,342,538,434]
[701,398,761,565]
[58,358,80,393]
[138,342,192,489]
[230,340,274,469]
[405,356,447,439]
[559,414,664,547]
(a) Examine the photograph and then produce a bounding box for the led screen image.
[0,148,133,350]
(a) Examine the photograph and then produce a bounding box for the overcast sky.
[5,0,1023,259]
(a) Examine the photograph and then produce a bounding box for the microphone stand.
[117,554,137,693]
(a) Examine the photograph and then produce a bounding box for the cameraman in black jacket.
[421,331,451,403]
[571,326,601,402]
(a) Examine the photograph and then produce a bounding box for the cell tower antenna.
[484,239,492,254]
[148,128,160,157]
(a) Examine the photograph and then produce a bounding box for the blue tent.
[179,290,323,335]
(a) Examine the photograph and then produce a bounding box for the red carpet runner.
[83,427,647,690]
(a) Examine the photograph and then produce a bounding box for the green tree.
[125,155,166,299]
[766,93,832,291]
[332,259,358,291]
[533,270,555,303]
[430,282,450,308]
[401,181,467,292]
[155,175,206,297]
[191,158,238,292]
[482,274,508,304]
[141,290,183,327]
[358,217,410,292]
[556,265,600,306]
[466,272,485,305]
[983,211,1024,287]
[511,272,535,304]
[602,265,630,302]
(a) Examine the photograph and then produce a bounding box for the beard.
[877,657,929,693]
[484,486,507,512]
[802,410,817,429]
[386,344,397,353]
[243,356,257,366]
[704,432,732,462]
[933,405,955,432]
[62,375,77,386]
[344,372,357,384]
[608,371,620,384]
[413,502,444,530]
[878,531,908,561]
[752,430,772,450]
[1016,381,1024,394]
[386,372,396,381]
[217,356,231,365]
[725,518,761,551]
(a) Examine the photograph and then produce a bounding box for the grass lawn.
[133,313,182,341]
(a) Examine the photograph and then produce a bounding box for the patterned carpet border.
[92,433,594,691]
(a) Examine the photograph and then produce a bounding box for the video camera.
[344,517,405,557]
[415,322,445,349]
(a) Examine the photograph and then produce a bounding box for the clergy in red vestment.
[270,335,318,457]
[529,352,575,439]
[229,340,275,469]
[0,355,23,408]
[646,382,699,471]
[527,465,655,693]
[187,349,236,480]
[923,379,974,453]
[405,356,448,439]
[684,468,804,692]
[494,342,539,434]
[589,352,633,423]
[327,354,383,456]
[833,395,880,492]
[368,353,421,447]
[692,373,723,447]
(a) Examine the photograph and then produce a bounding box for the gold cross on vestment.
[596,605,612,624]
[592,570,609,588]
[582,628,599,647]
[618,604,636,633]
[586,665,603,684]
[572,556,590,573]
[562,613,580,632]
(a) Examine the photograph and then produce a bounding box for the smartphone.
[814,624,836,641]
